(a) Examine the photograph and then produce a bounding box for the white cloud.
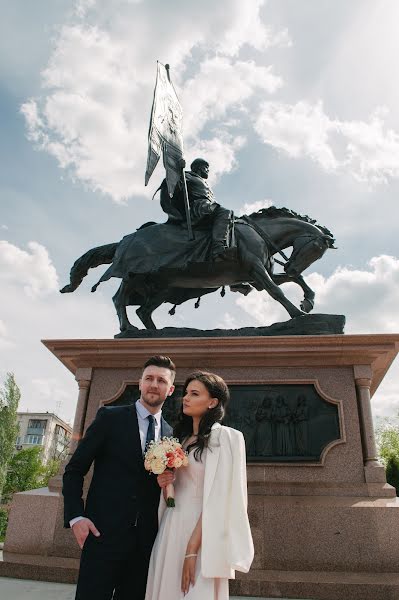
[0,240,58,297]
[0,267,118,423]
[23,378,73,423]
[254,101,399,184]
[0,319,14,350]
[254,100,338,170]
[21,0,286,203]
[182,57,283,139]
[305,255,399,332]
[236,254,399,333]
[1,225,8,230]
[215,312,241,329]
[238,198,273,216]
[216,0,287,56]
[186,134,246,183]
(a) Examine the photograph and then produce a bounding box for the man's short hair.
[142,355,176,382]
[190,158,208,171]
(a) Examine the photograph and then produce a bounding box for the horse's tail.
[60,242,118,294]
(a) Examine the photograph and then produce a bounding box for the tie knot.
[148,415,154,423]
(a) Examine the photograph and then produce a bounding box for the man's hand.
[72,518,100,549]
[157,470,175,488]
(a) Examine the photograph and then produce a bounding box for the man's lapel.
[203,423,221,506]
[126,404,145,468]
[160,416,172,438]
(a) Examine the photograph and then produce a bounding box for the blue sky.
[1,0,399,423]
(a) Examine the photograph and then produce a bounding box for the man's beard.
[141,391,165,408]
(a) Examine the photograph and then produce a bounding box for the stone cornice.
[42,333,399,397]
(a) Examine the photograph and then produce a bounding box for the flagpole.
[181,164,194,241]
[165,64,194,242]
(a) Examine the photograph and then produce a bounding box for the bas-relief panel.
[108,383,341,463]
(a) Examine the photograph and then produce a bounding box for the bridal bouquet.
[144,437,188,507]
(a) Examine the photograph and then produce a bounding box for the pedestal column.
[69,368,92,454]
[353,364,386,483]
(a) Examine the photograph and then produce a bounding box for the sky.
[1,0,399,424]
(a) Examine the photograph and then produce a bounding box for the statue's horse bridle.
[284,233,331,274]
[241,215,331,271]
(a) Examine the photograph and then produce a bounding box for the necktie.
[145,415,155,450]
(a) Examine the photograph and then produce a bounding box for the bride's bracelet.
[184,553,197,559]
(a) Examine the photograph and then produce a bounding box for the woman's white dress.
[144,449,229,600]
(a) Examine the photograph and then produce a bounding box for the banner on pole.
[145,62,184,197]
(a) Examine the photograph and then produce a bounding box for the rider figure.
[160,158,233,261]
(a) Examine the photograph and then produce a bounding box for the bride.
[144,371,254,599]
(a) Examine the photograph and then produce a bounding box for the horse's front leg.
[271,274,315,313]
[250,259,305,319]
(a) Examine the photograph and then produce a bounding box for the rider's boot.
[212,207,234,261]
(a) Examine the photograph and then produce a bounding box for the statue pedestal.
[2,334,399,599]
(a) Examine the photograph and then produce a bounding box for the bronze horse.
[61,207,335,331]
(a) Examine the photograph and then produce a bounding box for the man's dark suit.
[63,404,172,600]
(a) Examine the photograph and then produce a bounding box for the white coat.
[201,423,254,578]
[158,423,254,579]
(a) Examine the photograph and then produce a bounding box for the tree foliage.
[40,457,62,487]
[376,418,399,495]
[2,447,44,502]
[0,507,8,541]
[1,447,62,504]
[0,373,20,501]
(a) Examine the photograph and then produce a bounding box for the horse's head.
[284,232,334,277]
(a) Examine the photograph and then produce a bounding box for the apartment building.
[16,412,72,463]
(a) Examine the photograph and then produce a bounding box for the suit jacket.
[202,424,254,578]
[62,404,172,547]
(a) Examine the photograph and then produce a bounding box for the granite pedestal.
[2,334,399,599]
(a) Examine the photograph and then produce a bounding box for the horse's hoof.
[300,299,313,313]
[60,284,73,294]
[121,324,139,332]
[290,310,306,319]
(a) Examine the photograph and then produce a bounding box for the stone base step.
[0,553,78,584]
[2,555,398,600]
[231,569,399,600]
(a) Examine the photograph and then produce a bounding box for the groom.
[63,355,176,600]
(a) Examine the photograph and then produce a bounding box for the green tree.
[40,457,62,487]
[2,448,63,504]
[386,454,399,495]
[2,446,44,502]
[0,373,20,501]
[376,418,399,495]
[0,508,8,541]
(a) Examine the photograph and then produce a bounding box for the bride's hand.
[181,553,197,595]
[157,470,175,488]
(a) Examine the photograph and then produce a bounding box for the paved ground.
[0,577,305,600]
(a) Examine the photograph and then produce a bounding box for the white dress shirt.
[69,400,163,528]
[135,399,162,453]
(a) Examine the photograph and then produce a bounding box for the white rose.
[152,446,166,459]
[152,457,167,474]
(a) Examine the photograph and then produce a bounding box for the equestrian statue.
[60,63,337,334]
[60,156,336,332]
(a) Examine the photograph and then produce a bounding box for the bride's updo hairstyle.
[173,371,230,461]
